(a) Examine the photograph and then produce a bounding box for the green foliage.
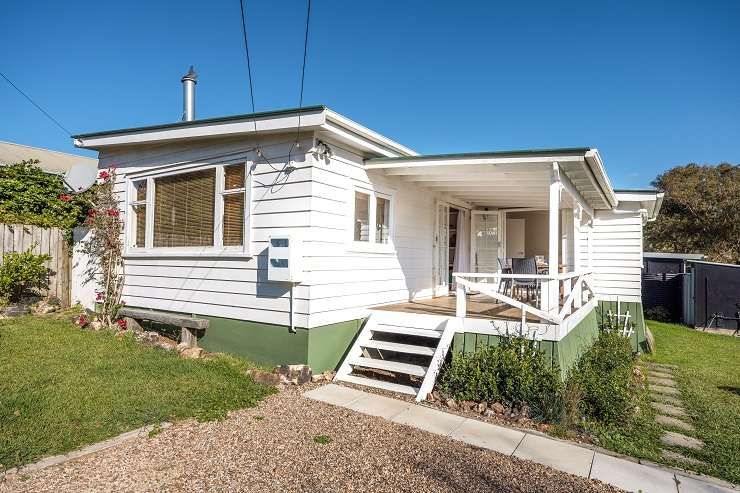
[313,435,332,445]
[0,316,275,470]
[438,337,563,420]
[644,306,671,322]
[645,163,740,264]
[568,331,636,424]
[0,161,93,233]
[0,247,52,302]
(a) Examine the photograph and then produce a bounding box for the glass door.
[433,202,450,296]
[471,211,500,277]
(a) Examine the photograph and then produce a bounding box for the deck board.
[373,294,540,322]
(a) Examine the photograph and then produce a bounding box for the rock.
[153,336,178,351]
[461,400,475,411]
[660,450,708,467]
[180,347,204,359]
[247,369,281,386]
[176,342,190,352]
[491,402,505,414]
[516,417,530,425]
[519,404,532,418]
[660,431,704,450]
[426,392,435,403]
[655,414,694,432]
[651,384,680,396]
[322,371,335,382]
[34,300,58,315]
[477,402,488,414]
[445,399,458,410]
[89,320,104,331]
[645,327,655,353]
[3,305,30,317]
[311,373,325,383]
[275,364,312,385]
[537,423,552,432]
[484,409,496,417]
[651,402,687,417]
[430,391,441,402]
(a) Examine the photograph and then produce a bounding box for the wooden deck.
[373,294,540,322]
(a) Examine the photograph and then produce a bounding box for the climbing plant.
[80,168,125,325]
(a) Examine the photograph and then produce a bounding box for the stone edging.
[0,422,172,479]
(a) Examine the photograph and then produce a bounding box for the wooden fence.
[0,224,71,306]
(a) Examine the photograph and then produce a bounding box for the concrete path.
[305,385,737,493]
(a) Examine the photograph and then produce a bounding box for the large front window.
[128,163,249,254]
[350,186,393,250]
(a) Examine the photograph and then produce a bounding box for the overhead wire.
[238,0,258,135]
[0,70,72,136]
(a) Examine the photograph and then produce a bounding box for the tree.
[644,163,740,264]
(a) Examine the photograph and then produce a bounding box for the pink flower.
[120,300,127,305]
[95,292,104,301]
[116,319,127,330]
[106,209,120,217]
[78,314,89,327]
[87,209,96,217]
[58,194,72,202]
[99,170,110,180]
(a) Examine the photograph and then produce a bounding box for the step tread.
[339,374,419,396]
[349,356,428,376]
[372,324,443,338]
[362,339,436,356]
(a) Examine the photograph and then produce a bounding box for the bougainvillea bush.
[80,169,125,325]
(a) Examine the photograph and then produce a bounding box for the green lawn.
[0,315,275,471]
[641,320,740,484]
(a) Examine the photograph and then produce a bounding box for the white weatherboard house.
[73,102,662,400]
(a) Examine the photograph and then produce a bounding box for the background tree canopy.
[0,160,93,232]
[644,163,739,264]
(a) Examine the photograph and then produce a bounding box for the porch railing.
[453,271,595,326]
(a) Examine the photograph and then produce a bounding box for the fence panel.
[0,224,70,306]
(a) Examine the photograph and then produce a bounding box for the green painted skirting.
[126,306,363,374]
[596,301,647,353]
[451,306,600,380]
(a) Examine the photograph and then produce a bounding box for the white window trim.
[347,184,395,254]
[124,161,253,258]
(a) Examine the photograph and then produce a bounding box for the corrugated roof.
[0,140,97,173]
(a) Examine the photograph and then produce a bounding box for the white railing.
[453,271,595,327]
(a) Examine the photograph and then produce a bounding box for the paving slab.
[391,404,467,436]
[652,402,688,417]
[648,370,674,380]
[345,393,411,419]
[651,394,684,406]
[449,417,525,455]
[652,384,681,396]
[661,450,708,468]
[590,452,678,493]
[656,414,694,432]
[650,377,678,387]
[661,431,704,450]
[512,433,594,478]
[303,384,366,407]
[676,474,737,492]
[645,362,679,371]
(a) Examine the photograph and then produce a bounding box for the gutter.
[583,150,618,208]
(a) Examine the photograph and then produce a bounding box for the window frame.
[124,161,252,258]
[347,185,395,253]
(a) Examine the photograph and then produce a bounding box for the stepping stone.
[651,384,680,396]
[647,370,674,380]
[649,377,677,387]
[651,402,687,417]
[656,414,694,432]
[644,363,678,372]
[651,394,684,406]
[661,449,709,468]
[661,431,704,450]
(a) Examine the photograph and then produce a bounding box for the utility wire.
[295,0,312,144]
[238,0,258,134]
[0,70,72,136]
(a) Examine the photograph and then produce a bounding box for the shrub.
[0,247,52,303]
[568,330,636,424]
[437,336,562,420]
[644,306,671,322]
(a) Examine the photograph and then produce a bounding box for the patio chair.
[497,257,512,295]
[512,257,539,303]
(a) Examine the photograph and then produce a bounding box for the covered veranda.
[365,148,618,333]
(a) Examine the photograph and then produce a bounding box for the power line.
[295,0,312,144]
[0,70,72,136]
[238,0,258,134]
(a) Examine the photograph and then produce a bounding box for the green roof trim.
[365,147,593,163]
[72,105,327,139]
[613,188,660,193]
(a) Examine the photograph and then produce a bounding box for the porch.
[374,294,540,322]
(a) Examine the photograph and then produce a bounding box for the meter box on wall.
[267,235,303,282]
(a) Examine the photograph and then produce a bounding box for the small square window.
[224,164,245,190]
[354,192,370,242]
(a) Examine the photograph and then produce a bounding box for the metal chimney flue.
[181,66,197,121]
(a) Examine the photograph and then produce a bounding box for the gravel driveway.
[1,384,621,493]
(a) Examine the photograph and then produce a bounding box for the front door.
[471,211,500,275]
[506,218,526,258]
[433,202,450,296]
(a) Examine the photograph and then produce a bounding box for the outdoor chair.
[512,257,539,303]
[497,257,512,296]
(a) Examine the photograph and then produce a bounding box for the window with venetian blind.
[128,163,248,252]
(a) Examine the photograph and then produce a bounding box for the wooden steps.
[334,310,458,401]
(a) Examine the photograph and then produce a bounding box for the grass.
[313,435,332,445]
[0,315,275,471]
[641,320,740,485]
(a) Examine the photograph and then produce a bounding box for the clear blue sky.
[2,0,738,188]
